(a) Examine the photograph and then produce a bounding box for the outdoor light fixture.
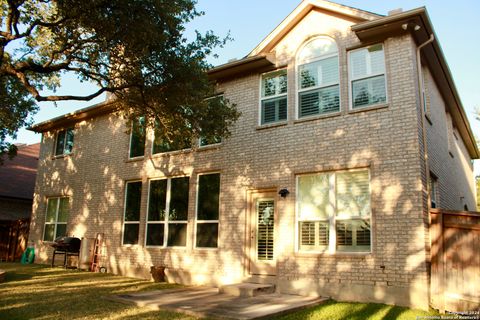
[402,22,421,31]
[278,188,290,198]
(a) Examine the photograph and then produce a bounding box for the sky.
[13,0,480,170]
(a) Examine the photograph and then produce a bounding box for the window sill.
[51,153,73,160]
[347,103,388,114]
[150,149,192,158]
[126,156,144,163]
[194,247,219,251]
[256,121,288,130]
[295,251,372,258]
[197,143,222,151]
[294,112,341,124]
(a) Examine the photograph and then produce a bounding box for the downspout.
[416,33,435,309]
[416,34,435,213]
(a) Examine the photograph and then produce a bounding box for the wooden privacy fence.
[0,218,30,262]
[430,209,480,312]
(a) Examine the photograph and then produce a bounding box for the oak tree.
[0,0,239,159]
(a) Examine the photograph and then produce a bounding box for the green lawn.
[1,263,440,320]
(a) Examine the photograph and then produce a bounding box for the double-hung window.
[349,44,387,109]
[146,177,189,247]
[297,169,371,253]
[43,197,69,241]
[199,95,223,146]
[123,181,142,245]
[297,37,340,118]
[129,117,146,158]
[55,128,74,156]
[195,173,220,248]
[260,70,287,125]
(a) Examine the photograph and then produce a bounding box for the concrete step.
[219,283,275,297]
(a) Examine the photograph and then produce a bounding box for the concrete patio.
[108,286,328,319]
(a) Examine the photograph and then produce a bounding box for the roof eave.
[29,100,118,133]
[207,54,277,81]
[352,8,480,159]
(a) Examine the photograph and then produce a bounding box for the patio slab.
[108,286,328,319]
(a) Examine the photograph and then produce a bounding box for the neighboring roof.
[29,100,117,133]
[0,143,40,200]
[351,7,480,159]
[248,0,383,57]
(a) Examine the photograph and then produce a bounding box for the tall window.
[297,37,340,118]
[260,70,287,124]
[55,128,74,156]
[129,117,146,158]
[297,169,371,253]
[123,181,142,245]
[196,173,220,248]
[349,44,386,109]
[43,197,69,241]
[429,173,438,209]
[145,177,189,247]
[200,95,223,146]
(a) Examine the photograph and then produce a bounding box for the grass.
[0,262,199,320]
[1,263,441,320]
[273,300,440,320]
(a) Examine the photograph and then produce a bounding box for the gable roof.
[248,0,383,57]
[0,143,40,200]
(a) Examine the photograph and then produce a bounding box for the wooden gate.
[430,209,480,312]
[0,218,30,261]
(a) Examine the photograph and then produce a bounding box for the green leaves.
[0,0,239,157]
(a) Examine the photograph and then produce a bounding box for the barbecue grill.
[50,236,81,268]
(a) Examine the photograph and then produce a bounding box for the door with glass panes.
[249,191,276,275]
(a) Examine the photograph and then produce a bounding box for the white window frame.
[259,69,288,125]
[194,172,221,250]
[54,128,74,156]
[43,197,69,242]
[144,176,189,248]
[429,173,438,209]
[122,180,142,246]
[295,36,341,119]
[348,43,388,110]
[128,117,146,159]
[295,169,372,254]
[199,95,224,147]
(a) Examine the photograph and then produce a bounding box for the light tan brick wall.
[28,9,454,309]
[423,67,476,210]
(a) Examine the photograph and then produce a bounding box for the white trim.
[43,196,69,241]
[122,180,142,246]
[194,172,221,250]
[54,128,74,156]
[259,69,288,126]
[348,43,388,110]
[295,36,341,120]
[144,176,190,248]
[295,168,372,254]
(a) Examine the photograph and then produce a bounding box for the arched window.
[297,37,340,118]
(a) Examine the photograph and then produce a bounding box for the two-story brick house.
[29,0,478,309]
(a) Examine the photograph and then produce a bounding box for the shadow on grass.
[0,263,191,320]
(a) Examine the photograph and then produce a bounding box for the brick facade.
[29,2,477,310]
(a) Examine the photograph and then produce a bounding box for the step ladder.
[90,233,105,272]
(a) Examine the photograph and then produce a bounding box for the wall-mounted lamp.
[278,188,290,198]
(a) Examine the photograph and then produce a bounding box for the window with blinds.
[260,70,287,125]
[297,169,371,252]
[257,200,274,260]
[297,37,340,118]
[349,44,386,109]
